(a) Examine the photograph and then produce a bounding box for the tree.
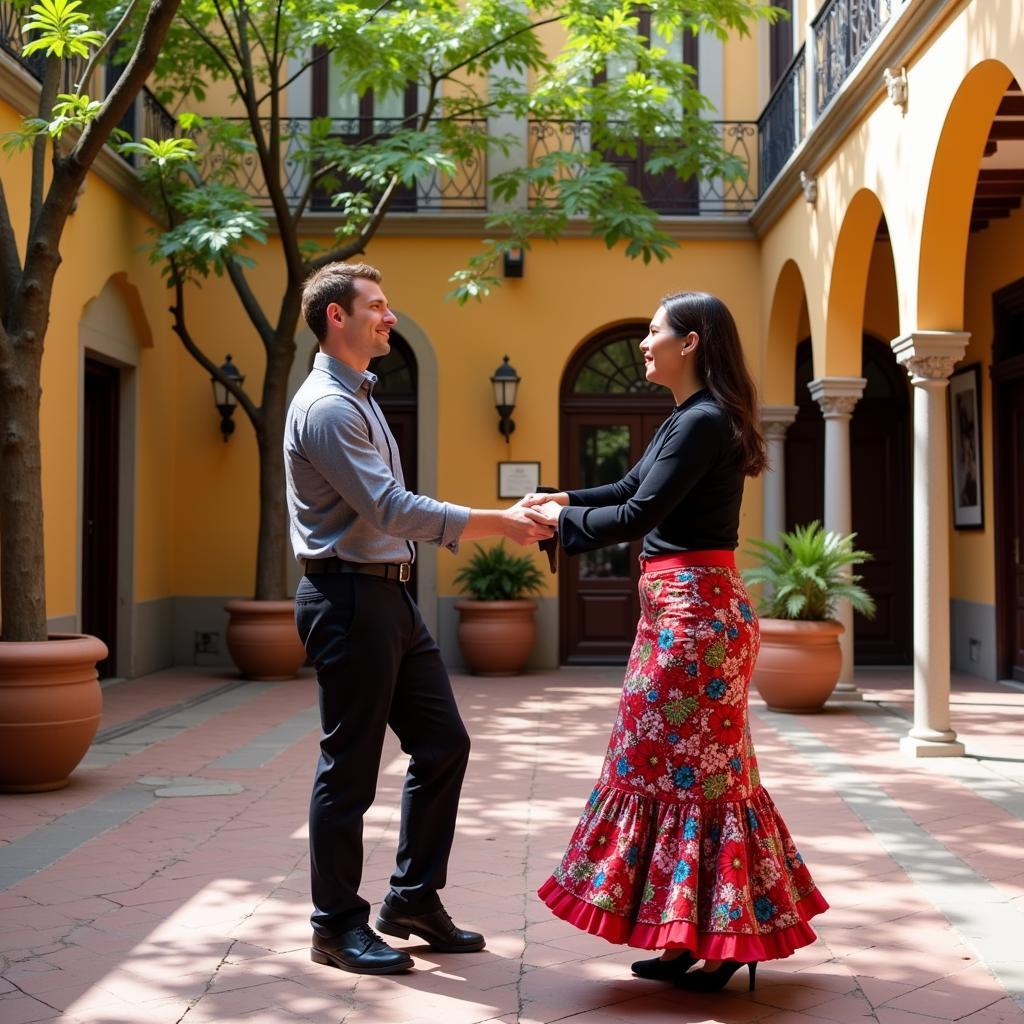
[0,0,182,642]
[135,0,776,602]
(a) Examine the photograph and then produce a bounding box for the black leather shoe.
[310,924,414,974]
[631,952,698,980]
[375,902,486,953]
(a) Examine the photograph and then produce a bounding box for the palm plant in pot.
[742,521,875,713]
[453,543,545,676]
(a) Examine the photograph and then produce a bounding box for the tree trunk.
[0,338,47,641]
[252,315,299,601]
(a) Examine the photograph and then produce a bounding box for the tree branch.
[439,13,563,79]
[169,262,261,427]
[210,0,248,79]
[226,259,275,351]
[183,15,248,98]
[67,0,183,176]
[30,58,60,234]
[0,172,23,326]
[75,0,144,95]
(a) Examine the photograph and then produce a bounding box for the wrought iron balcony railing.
[199,117,488,213]
[813,0,895,116]
[758,44,806,193]
[527,119,759,215]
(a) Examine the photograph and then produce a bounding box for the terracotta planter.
[751,618,845,713]
[454,600,537,676]
[224,599,306,680]
[0,633,107,792]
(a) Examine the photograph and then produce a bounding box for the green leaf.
[742,521,876,621]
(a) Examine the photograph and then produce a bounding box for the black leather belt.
[304,557,411,582]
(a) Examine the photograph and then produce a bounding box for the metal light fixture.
[503,247,524,278]
[491,355,520,443]
[212,354,244,441]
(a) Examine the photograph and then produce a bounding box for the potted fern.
[742,522,876,713]
[453,543,545,675]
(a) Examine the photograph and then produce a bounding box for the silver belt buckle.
[399,563,411,582]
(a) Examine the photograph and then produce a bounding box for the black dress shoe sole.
[310,946,413,974]
[375,915,486,953]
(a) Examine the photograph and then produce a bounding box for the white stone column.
[760,405,799,543]
[808,376,866,700]
[891,331,969,758]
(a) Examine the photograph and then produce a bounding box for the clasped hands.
[500,492,568,547]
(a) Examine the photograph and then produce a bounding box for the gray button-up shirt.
[285,352,469,563]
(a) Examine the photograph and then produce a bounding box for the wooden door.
[560,325,673,663]
[994,364,1024,681]
[83,358,120,678]
[784,337,912,664]
[370,333,418,599]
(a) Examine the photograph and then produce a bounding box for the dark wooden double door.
[560,408,670,663]
[785,337,912,664]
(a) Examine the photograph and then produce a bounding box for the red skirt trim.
[537,876,829,961]
[641,550,736,572]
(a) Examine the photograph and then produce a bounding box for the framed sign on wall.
[498,461,540,499]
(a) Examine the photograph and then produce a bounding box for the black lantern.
[212,354,244,442]
[491,355,520,443]
[502,246,524,278]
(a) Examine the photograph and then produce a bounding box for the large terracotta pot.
[0,633,107,792]
[454,600,537,676]
[224,599,306,680]
[751,618,845,713]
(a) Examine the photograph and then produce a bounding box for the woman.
[524,292,828,992]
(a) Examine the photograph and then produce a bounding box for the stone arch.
[80,272,153,362]
[918,59,1014,330]
[764,258,808,404]
[824,188,887,377]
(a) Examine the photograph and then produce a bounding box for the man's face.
[328,278,398,365]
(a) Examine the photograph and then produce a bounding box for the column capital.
[891,331,970,382]
[808,377,866,417]
[760,404,799,439]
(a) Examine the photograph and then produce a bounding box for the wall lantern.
[503,247,525,278]
[212,354,244,442]
[491,355,520,443]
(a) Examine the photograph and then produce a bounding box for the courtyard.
[1,666,1023,1024]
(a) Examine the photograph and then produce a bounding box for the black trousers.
[295,572,471,938]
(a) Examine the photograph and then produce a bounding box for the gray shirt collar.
[313,351,378,395]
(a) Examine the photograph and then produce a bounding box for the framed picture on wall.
[498,461,540,499]
[949,363,983,530]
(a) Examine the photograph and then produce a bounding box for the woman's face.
[640,306,688,388]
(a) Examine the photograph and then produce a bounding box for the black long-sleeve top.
[559,389,744,558]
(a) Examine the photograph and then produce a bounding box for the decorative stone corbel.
[883,66,908,112]
[800,171,817,205]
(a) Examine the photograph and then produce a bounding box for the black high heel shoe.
[676,959,757,992]
[631,951,698,981]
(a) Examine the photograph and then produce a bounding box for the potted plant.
[454,543,545,676]
[742,521,875,713]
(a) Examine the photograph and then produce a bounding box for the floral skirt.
[538,552,828,961]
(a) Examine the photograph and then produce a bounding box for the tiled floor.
[1,664,1023,1023]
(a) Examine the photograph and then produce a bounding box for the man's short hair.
[301,262,382,342]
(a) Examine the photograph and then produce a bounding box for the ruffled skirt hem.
[537,876,828,960]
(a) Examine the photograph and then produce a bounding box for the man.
[285,262,553,975]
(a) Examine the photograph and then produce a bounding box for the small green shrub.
[742,521,876,621]
[454,542,545,601]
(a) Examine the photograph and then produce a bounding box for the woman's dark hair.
[661,291,767,477]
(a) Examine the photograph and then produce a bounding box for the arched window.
[567,324,662,397]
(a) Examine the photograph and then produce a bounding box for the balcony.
[527,119,760,215]
[758,44,807,193]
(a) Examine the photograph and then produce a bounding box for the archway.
[79,274,152,677]
[559,322,673,663]
[785,334,911,664]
